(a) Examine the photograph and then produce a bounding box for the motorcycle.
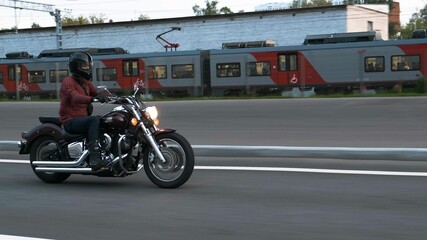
[19,85,194,188]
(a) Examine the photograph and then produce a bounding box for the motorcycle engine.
[99,133,112,151]
[98,133,133,158]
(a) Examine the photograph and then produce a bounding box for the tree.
[310,0,333,7]
[342,0,363,4]
[290,0,310,8]
[290,0,333,8]
[89,14,107,24]
[31,23,41,28]
[420,4,427,23]
[62,15,90,26]
[192,0,233,16]
[61,14,106,26]
[342,0,394,9]
[138,14,150,20]
[400,4,427,39]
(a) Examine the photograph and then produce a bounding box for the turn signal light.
[131,118,138,126]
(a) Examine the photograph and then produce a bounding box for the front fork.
[139,122,166,163]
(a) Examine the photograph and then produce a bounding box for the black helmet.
[69,51,93,80]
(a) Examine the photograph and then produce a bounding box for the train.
[0,32,426,99]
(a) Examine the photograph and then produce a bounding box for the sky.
[0,0,425,30]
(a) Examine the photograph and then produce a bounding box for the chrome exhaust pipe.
[35,167,92,173]
[32,150,89,167]
[0,140,22,152]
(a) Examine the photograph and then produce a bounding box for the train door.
[5,64,23,99]
[277,52,299,86]
[122,59,140,89]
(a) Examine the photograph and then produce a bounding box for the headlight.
[145,106,159,125]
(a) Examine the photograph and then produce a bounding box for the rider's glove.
[92,91,110,103]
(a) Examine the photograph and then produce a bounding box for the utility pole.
[0,0,70,49]
[51,9,63,49]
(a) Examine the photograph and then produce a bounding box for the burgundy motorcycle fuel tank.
[100,111,131,133]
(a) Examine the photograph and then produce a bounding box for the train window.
[123,60,139,77]
[148,65,167,79]
[364,56,384,72]
[278,54,298,71]
[8,65,22,81]
[289,54,297,71]
[172,64,194,78]
[28,70,46,83]
[0,72,3,84]
[49,70,68,83]
[216,63,240,77]
[391,55,420,71]
[96,68,117,81]
[247,62,271,76]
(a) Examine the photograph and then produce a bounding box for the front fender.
[154,128,176,137]
[20,123,63,154]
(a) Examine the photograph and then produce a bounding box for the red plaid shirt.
[59,76,97,124]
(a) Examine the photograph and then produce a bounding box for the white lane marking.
[0,234,52,240]
[195,166,427,177]
[2,159,427,177]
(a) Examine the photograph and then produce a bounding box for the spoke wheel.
[30,137,71,183]
[143,132,194,188]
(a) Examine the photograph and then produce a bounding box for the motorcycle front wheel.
[143,132,194,188]
[30,136,71,183]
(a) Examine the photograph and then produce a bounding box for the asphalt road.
[0,97,426,240]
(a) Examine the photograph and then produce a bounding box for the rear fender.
[20,123,63,154]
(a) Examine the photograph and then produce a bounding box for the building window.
[368,21,373,31]
[8,65,21,81]
[97,68,117,81]
[148,65,167,79]
[365,56,384,72]
[172,64,194,78]
[28,70,46,83]
[123,60,139,77]
[0,72,3,84]
[247,62,271,76]
[49,70,68,83]
[216,63,240,77]
[391,55,420,71]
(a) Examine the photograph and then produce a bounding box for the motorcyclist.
[59,51,109,172]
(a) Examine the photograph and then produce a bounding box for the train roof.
[0,49,205,64]
[37,47,128,58]
[303,31,382,45]
[210,38,427,55]
[0,38,426,63]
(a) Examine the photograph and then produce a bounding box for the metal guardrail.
[192,145,427,161]
[1,141,426,161]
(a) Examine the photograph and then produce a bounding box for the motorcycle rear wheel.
[30,137,71,183]
[143,132,194,188]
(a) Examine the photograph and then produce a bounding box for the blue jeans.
[63,116,100,144]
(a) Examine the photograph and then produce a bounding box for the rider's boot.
[88,141,107,172]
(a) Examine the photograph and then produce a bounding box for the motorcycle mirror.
[97,86,108,93]
[133,84,140,97]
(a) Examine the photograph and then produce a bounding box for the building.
[0,4,389,57]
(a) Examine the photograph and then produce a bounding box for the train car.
[0,48,204,98]
[209,37,427,95]
[0,33,426,99]
[0,56,69,98]
[93,50,204,97]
